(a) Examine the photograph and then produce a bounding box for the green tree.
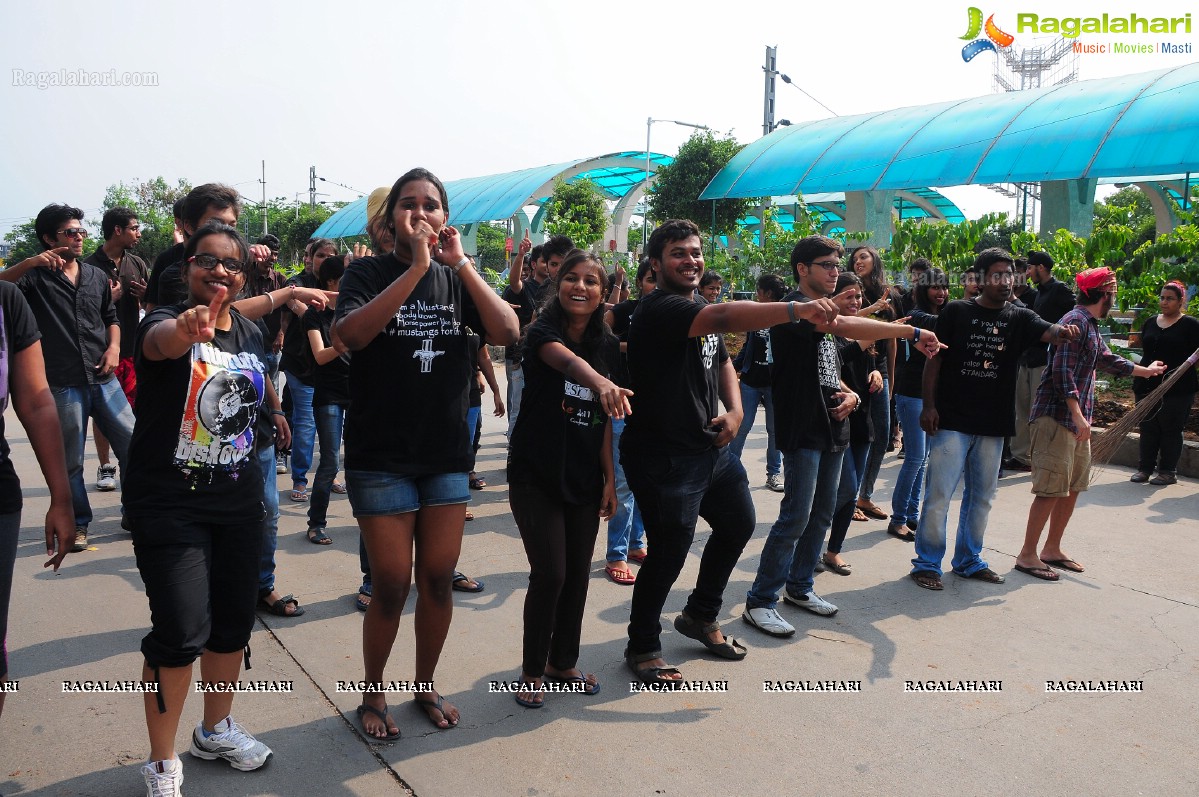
[99,177,191,263]
[474,222,508,271]
[238,199,335,266]
[543,178,607,248]
[2,219,44,266]
[1094,186,1157,256]
[647,131,749,235]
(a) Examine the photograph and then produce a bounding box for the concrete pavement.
[1,374,1197,797]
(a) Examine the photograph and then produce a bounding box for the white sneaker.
[96,464,117,491]
[141,756,183,797]
[275,454,288,475]
[783,590,839,616]
[742,606,796,637]
[765,474,785,493]
[189,716,272,771]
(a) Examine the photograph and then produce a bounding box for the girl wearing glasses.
[125,222,289,795]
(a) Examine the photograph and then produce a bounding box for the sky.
[1,0,1196,239]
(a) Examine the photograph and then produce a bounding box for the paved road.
[2,375,1196,796]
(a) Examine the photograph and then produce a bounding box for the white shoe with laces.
[765,474,785,493]
[783,590,839,616]
[96,463,118,491]
[742,606,796,637]
[141,756,183,797]
[189,715,272,771]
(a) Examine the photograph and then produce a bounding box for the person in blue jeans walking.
[602,259,654,584]
[911,249,1080,591]
[888,266,948,541]
[728,274,787,493]
[743,237,944,639]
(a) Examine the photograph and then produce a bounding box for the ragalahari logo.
[960,7,1015,61]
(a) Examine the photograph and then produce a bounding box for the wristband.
[452,257,470,274]
[912,326,921,342]
[269,409,285,417]
[787,301,798,323]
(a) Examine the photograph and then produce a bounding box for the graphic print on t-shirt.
[961,316,1011,380]
[816,333,840,392]
[174,341,265,477]
[389,298,462,374]
[699,333,720,369]
[562,379,604,429]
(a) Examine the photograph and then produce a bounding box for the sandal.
[355,703,401,741]
[414,693,458,728]
[258,593,305,616]
[307,527,332,545]
[469,476,486,490]
[887,523,916,542]
[605,565,636,585]
[852,508,868,522]
[672,613,747,660]
[331,481,347,494]
[910,571,943,591]
[514,678,544,709]
[627,549,648,565]
[290,485,308,502]
[955,567,1005,583]
[464,510,474,522]
[624,648,684,688]
[856,500,888,520]
[451,571,484,593]
[544,672,601,696]
[822,555,851,576]
[355,584,371,612]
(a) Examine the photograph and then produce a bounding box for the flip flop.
[627,550,648,565]
[355,703,401,741]
[451,571,484,593]
[605,565,636,585]
[414,694,458,727]
[514,682,544,708]
[331,481,347,494]
[852,508,868,522]
[1042,558,1084,573]
[1015,564,1059,581]
[469,476,486,490]
[307,527,332,545]
[355,584,371,612]
[544,672,601,696]
[290,485,308,502]
[857,501,888,520]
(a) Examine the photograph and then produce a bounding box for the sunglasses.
[187,254,245,274]
[57,227,89,239]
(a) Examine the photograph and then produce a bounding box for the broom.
[1090,346,1199,468]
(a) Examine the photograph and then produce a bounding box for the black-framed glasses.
[809,259,841,271]
[187,254,245,274]
[57,227,88,239]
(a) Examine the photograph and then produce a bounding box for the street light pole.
[643,117,711,247]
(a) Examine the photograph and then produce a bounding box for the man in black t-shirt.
[500,236,545,440]
[910,249,1079,591]
[621,220,845,685]
[1007,251,1076,471]
[743,238,945,638]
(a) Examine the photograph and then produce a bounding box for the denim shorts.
[345,470,470,516]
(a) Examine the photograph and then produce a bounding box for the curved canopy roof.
[313,151,673,239]
[701,63,1199,200]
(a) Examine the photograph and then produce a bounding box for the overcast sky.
[1,0,1195,239]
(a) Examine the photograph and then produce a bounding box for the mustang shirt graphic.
[174,341,266,477]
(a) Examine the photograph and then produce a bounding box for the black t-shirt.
[467,330,483,408]
[738,328,773,388]
[770,291,847,452]
[933,299,1051,437]
[335,253,484,475]
[279,271,320,382]
[124,306,268,523]
[145,243,187,308]
[84,248,149,359]
[302,307,350,407]
[607,297,638,389]
[893,310,938,398]
[0,282,42,514]
[1022,277,1075,367]
[509,320,615,504]
[1134,314,1199,397]
[622,290,729,455]
[838,338,874,444]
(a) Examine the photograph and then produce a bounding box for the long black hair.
[915,267,949,315]
[529,248,615,374]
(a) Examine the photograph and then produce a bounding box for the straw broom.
[1091,346,1199,466]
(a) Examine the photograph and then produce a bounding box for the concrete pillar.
[1039,178,1097,237]
[1134,182,1181,236]
[843,190,895,248]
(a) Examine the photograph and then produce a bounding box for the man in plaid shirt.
[1015,267,1166,580]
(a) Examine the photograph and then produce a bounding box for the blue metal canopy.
[312,151,673,239]
[701,63,1199,200]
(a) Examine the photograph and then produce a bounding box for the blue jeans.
[307,404,345,531]
[890,395,928,527]
[858,377,890,501]
[827,442,870,554]
[257,443,282,595]
[466,406,481,461]
[606,418,645,562]
[284,371,315,486]
[727,382,781,477]
[912,429,1003,577]
[746,446,845,609]
[623,447,755,655]
[505,360,524,440]
[51,380,134,528]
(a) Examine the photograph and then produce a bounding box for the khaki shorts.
[1029,415,1090,497]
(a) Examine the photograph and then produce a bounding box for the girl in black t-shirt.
[333,169,518,738]
[127,223,289,792]
[507,250,630,707]
[304,255,349,544]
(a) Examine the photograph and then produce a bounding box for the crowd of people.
[0,174,1192,794]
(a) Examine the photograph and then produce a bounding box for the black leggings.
[509,478,600,677]
[1138,391,1194,473]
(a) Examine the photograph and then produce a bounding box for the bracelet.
[266,291,275,311]
[787,301,798,323]
[452,257,470,274]
[912,326,921,342]
[269,409,285,417]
